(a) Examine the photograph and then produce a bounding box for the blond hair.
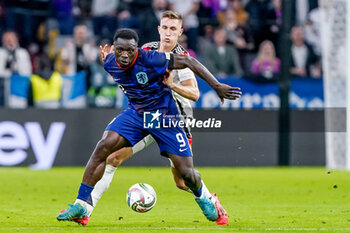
[161,10,183,22]
[257,40,277,67]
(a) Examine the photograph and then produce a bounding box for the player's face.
[158,18,183,46]
[114,38,138,68]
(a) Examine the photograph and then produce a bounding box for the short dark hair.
[113,28,139,43]
[2,30,18,38]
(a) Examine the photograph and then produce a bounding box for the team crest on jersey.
[136,72,148,84]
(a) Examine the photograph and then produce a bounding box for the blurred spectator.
[29,53,62,109]
[197,24,214,59]
[201,0,227,18]
[4,0,51,46]
[290,26,321,78]
[178,34,196,58]
[169,0,200,52]
[91,0,118,40]
[115,0,140,30]
[0,31,32,78]
[0,1,4,37]
[265,0,282,49]
[245,0,270,51]
[292,0,318,26]
[52,0,75,35]
[61,24,98,83]
[222,8,254,71]
[304,7,321,56]
[139,0,167,45]
[74,0,93,20]
[203,27,243,78]
[125,0,153,17]
[59,24,98,108]
[88,55,117,108]
[197,2,219,39]
[28,42,44,74]
[226,0,248,25]
[251,40,280,80]
[0,31,32,106]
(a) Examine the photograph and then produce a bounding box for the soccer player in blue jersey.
[57,28,241,225]
[70,11,203,226]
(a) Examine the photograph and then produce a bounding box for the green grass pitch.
[0,167,350,233]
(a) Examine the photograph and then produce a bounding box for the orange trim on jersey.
[188,137,193,147]
[115,49,139,70]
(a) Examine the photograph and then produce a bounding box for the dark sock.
[192,183,203,198]
[77,183,94,202]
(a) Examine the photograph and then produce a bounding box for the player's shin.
[193,180,212,200]
[88,164,117,216]
[169,159,193,193]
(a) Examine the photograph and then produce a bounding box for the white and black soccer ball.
[126,183,157,213]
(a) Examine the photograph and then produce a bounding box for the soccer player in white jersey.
[68,11,228,226]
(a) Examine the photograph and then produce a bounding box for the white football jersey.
[142,42,196,138]
[171,68,195,119]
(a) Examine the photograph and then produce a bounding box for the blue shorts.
[105,107,192,157]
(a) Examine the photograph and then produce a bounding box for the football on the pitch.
[126,183,157,213]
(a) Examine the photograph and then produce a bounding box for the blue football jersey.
[104,49,173,113]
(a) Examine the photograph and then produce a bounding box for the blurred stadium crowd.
[0,0,321,108]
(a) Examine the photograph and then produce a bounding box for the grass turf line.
[0,167,349,233]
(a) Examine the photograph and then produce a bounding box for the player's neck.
[159,42,176,53]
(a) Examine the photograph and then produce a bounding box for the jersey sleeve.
[141,42,153,51]
[141,41,159,51]
[143,50,171,75]
[175,68,195,82]
[103,53,115,73]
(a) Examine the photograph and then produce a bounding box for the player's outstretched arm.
[171,54,241,103]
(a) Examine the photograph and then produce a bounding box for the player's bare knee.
[106,154,123,167]
[95,139,113,157]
